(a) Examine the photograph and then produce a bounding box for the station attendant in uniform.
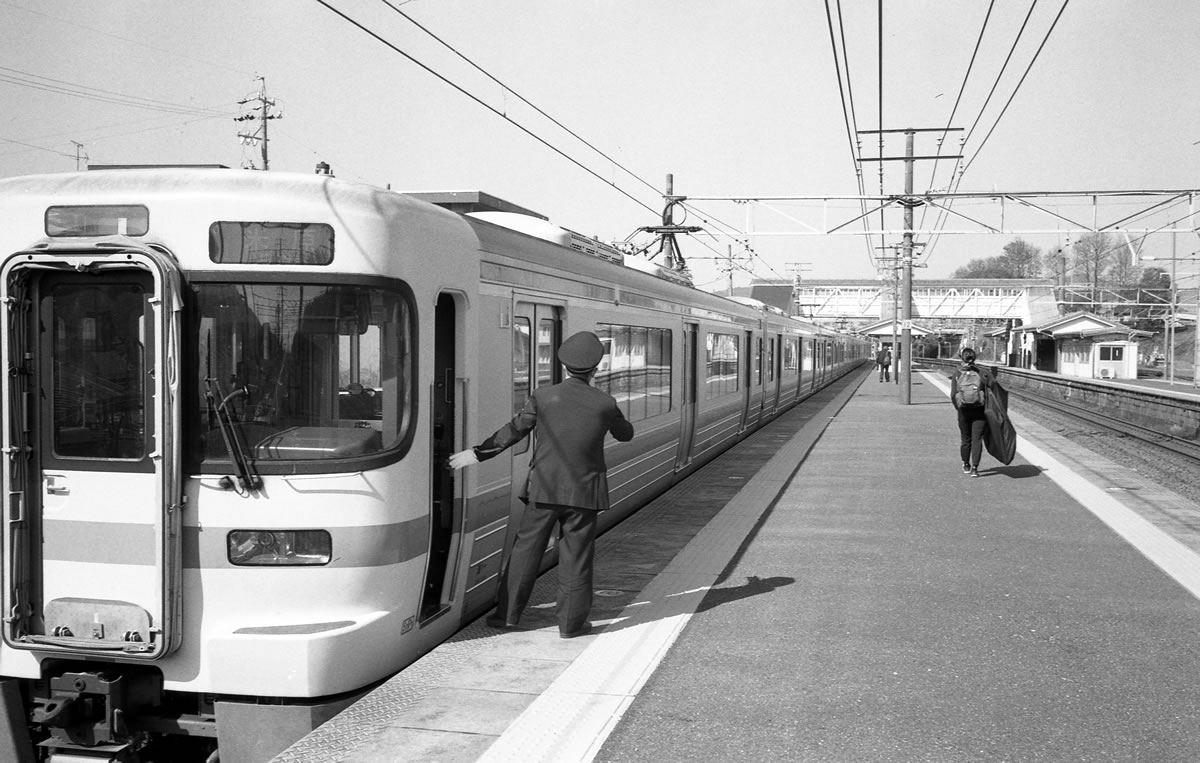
[449,330,634,638]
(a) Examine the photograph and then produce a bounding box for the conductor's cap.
[558,331,605,372]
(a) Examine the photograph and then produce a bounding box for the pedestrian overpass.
[748,278,1061,328]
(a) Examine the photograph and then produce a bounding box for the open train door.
[674,323,697,471]
[0,240,183,661]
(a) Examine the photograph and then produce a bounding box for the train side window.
[513,318,532,414]
[512,317,532,455]
[705,332,739,399]
[784,338,799,375]
[536,317,560,389]
[648,327,672,417]
[755,337,762,385]
[594,324,672,422]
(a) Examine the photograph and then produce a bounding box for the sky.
[3,0,1199,292]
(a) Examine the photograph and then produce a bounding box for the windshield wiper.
[205,377,263,493]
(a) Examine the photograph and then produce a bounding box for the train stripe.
[43,517,430,569]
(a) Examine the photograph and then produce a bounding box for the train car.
[0,169,866,762]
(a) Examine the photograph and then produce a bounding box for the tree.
[951,255,1009,278]
[951,238,1043,278]
[1106,235,1142,288]
[1044,246,1069,285]
[1071,232,1116,291]
[1000,238,1041,277]
[1138,266,1170,289]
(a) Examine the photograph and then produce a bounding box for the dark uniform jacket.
[474,377,634,511]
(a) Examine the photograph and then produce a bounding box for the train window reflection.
[705,332,739,398]
[50,282,147,459]
[783,338,799,375]
[192,282,413,466]
[594,324,672,422]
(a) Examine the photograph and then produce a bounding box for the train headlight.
[227,530,332,566]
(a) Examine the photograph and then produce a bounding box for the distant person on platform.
[876,346,892,382]
[449,331,634,639]
[950,347,994,478]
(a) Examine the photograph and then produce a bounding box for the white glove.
[448,449,479,470]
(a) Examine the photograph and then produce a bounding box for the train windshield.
[190,281,414,468]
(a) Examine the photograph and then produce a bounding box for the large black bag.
[983,379,1017,465]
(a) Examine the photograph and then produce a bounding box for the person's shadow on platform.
[459,574,797,641]
[695,575,795,613]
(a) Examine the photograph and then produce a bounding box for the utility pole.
[70,141,88,171]
[859,127,962,404]
[235,76,282,170]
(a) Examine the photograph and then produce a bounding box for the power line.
[312,0,658,217]
[0,135,76,160]
[377,0,662,199]
[958,1,1042,155]
[0,66,231,117]
[822,0,877,270]
[960,0,1071,175]
[919,0,996,242]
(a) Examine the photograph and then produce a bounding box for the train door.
[422,292,464,620]
[674,323,698,470]
[0,245,183,660]
[770,334,782,409]
[802,337,814,392]
[739,329,755,432]
[510,301,561,503]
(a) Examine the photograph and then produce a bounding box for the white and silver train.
[0,169,867,761]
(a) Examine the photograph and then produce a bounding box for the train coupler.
[31,670,160,749]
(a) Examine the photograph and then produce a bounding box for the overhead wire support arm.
[640,175,701,273]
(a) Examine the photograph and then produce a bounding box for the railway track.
[1005,385,1200,463]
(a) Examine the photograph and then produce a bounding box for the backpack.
[956,367,984,407]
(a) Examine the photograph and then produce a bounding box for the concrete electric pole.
[235,76,282,171]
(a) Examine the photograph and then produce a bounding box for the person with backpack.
[875,346,892,382]
[951,346,993,478]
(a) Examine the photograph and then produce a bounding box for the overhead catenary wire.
[919,0,1070,269]
[919,0,996,249]
[379,0,787,284]
[325,0,800,285]
[959,0,1071,176]
[822,0,877,270]
[312,0,658,217]
[377,0,663,200]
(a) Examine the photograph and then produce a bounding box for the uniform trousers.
[493,501,598,635]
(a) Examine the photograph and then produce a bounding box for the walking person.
[449,331,634,638]
[951,347,994,478]
[876,346,892,382]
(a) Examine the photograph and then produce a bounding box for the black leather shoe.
[559,622,593,639]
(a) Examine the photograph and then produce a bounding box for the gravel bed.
[1011,395,1200,506]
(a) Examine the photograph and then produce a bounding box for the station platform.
[276,366,1200,762]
